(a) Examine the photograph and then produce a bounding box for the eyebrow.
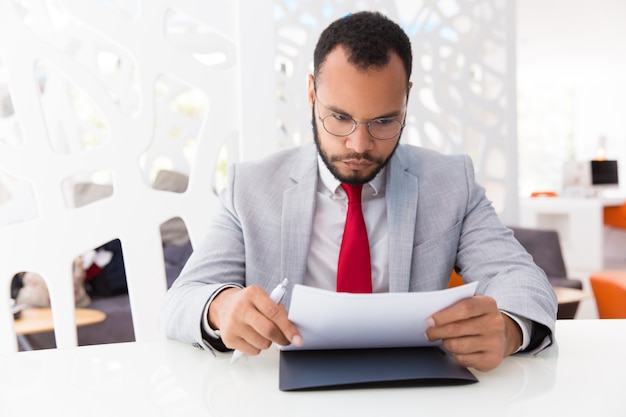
[322,101,404,121]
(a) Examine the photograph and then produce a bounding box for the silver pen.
[230,278,290,364]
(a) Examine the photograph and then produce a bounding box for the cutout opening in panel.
[77,238,135,346]
[63,169,115,209]
[11,271,57,351]
[160,216,192,289]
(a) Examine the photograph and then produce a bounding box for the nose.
[345,122,374,154]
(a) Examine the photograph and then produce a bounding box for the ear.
[307,74,315,107]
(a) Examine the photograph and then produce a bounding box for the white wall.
[517,0,626,196]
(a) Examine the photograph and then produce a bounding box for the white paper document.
[282,282,478,351]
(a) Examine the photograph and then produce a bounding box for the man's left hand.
[424,295,522,372]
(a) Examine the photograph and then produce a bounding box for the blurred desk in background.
[520,197,624,271]
[553,286,590,305]
[13,307,106,350]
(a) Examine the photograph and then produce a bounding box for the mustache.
[328,152,382,164]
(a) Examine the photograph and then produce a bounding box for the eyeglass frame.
[313,88,408,141]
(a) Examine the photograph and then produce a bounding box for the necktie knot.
[341,183,363,205]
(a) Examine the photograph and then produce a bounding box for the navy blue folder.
[279,346,477,391]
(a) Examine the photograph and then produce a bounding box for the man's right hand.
[208,286,303,355]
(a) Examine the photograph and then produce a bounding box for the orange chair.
[604,202,626,229]
[589,271,626,319]
[448,270,464,288]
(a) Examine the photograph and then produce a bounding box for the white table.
[519,197,624,271]
[1,320,625,417]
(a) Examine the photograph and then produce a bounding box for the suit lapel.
[386,146,419,292]
[281,144,318,300]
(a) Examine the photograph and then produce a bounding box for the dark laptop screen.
[590,160,619,185]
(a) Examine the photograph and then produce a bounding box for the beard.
[311,108,399,185]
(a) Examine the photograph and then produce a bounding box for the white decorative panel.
[274,0,518,221]
[0,0,242,352]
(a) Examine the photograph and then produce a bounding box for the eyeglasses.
[314,93,406,141]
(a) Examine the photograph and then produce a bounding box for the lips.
[343,160,374,170]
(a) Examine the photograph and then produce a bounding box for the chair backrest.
[590,272,626,319]
[508,226,568,278]
[603,203,626,229]
[448,270,464,288]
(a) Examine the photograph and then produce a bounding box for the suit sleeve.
[454,155,557,351]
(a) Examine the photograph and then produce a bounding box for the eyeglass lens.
[321,116,402,140]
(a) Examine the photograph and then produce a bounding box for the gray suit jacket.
[161,143,557,350]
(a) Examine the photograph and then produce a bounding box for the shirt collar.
[317,154,386,196]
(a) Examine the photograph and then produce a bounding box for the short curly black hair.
[313,11,412,85]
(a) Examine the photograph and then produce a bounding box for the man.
[162,11,556,372]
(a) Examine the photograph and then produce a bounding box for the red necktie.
[337,184,372,293]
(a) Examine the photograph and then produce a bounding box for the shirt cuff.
[500,310,532,353]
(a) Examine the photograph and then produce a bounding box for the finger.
[426,314,483,342]
[226,332,267,356]
[219,311,273,353]
[253,293,303,347]
[246,302,291,346]
[429,296,497,327]
[441,332,475,353]
[433,321,507,372]
[435,330,504,372]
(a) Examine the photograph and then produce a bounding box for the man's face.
[309,46,410,184]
